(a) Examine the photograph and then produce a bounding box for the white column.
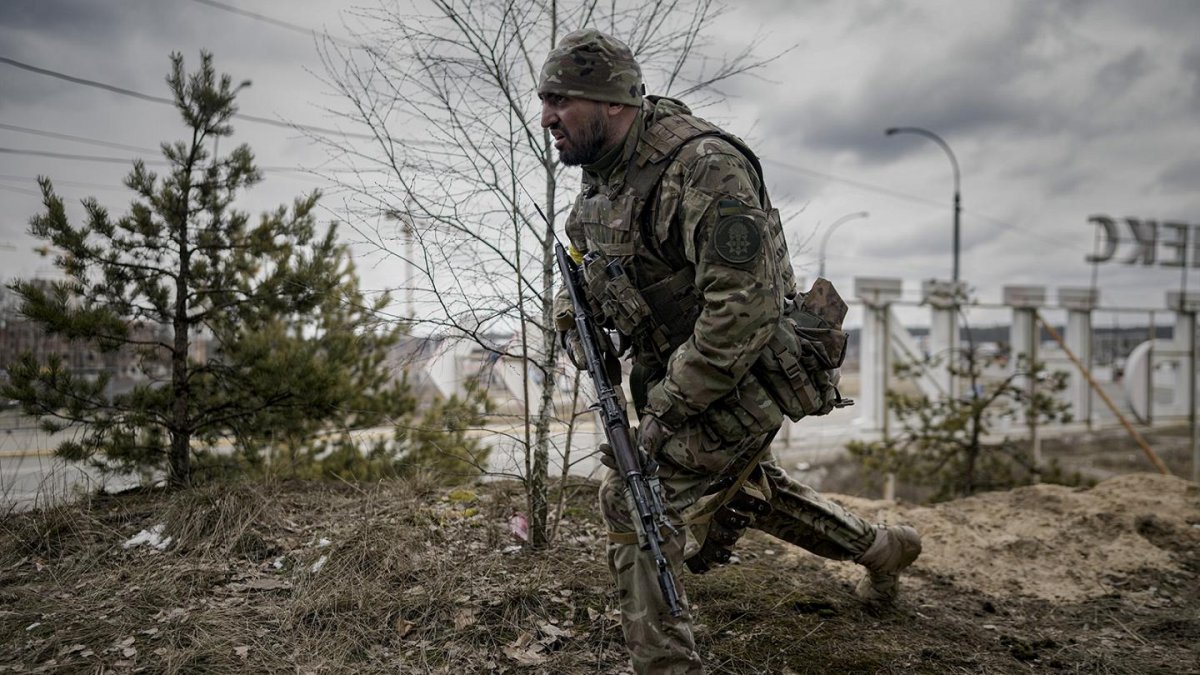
[922,280,966,398]
[1004,286,1047,375]
[1004,285,1047,476]
[1059,287,1099,427]
[854,277,903,433]
[1167,291,1200,483]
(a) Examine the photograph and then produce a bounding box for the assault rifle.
[555,242,684,618]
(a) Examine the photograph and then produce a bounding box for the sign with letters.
[1086,216,1199,267]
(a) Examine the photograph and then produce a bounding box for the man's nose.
[540,102,556,129]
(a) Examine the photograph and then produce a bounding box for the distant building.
[0,282,203,399]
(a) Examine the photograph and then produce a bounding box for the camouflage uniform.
[542,30,916,675]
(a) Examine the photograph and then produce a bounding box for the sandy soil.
[820,473,1199,603]
[1,472,1197,673]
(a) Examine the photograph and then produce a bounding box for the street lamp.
[817,211,869,278]
[885,126,961,283]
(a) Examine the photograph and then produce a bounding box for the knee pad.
[684,488,773,574]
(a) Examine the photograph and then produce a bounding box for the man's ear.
[606,102,626,118]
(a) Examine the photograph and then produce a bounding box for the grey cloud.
[754,0,832,12]
[1100,1,1200,33]
[0,66,62,112]
[0,0,122,37]
[755,2,1145,166]
[0,2,182,111]
[1184,45,1200,104]
[1157,157,1200,193]
[0,0,325,133]
[1040,168,1091,200]
[761,160,833,205]
[1096,48,1149,93]
[845,1,923,28]
[762,64,1012,161]
[996,140,1094,199]
[856,213,954,260]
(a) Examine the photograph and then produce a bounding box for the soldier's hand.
[597,442,618,470]
[558,328,584,365]
[637,414,673,458]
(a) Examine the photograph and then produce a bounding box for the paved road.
[0,451,138,511]
[0,414,140,510]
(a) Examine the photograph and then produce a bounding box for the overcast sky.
[2,0,1198,329]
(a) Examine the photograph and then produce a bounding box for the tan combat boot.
[854,524,922,604]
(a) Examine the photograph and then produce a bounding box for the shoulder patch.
[712,215,762,264]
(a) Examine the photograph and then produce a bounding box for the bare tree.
[311,0,784,546]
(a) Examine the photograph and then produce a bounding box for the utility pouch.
[751,278,851,421]
[579,193,637,258]
[753,323,830,420]
[702,376,784,445]
[592,258,652,336]
[788,277,849,367]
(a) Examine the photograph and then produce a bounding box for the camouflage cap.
[538,29,644,106]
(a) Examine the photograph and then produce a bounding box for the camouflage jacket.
[561,97,796,429]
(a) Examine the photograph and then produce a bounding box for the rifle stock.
[555,243,683,618]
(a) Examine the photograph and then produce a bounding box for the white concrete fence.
[848,277,1199,482]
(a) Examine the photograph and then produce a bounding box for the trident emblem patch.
[713,215,761,265]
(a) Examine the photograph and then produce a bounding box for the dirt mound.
[2,474,1198,672]
[820,473,1200,602]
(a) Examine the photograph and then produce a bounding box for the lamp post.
[817,211,869,278]
[885,126,961,283]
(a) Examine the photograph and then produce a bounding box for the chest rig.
[577,104,777,368]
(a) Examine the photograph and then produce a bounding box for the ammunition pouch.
[584,256,646,336]
[584,255,703,368]
[702,376,784,445]
[752,302,849,421]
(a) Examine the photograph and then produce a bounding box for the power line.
[0,147,160,165]
[0,147,319,177]
[0,122,158,154]
[764,157,946,210]
[0,55,406,143]
[965,209,1078,251]
[188,0,356,47]
[0,184,40,197]
[0,174,131,192]
[0,56,171,104]
[763,157,1079,252]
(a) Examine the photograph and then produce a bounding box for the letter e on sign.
[1123,218,1157,266]
[1161,222,1189,268]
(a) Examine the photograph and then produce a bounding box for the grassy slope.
[1,477,1197,674]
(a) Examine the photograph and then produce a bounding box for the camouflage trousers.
[599,425,877,674]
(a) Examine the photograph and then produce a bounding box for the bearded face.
[542,96,613,167]
[556,106,609,166]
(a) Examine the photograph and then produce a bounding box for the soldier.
[541,29,922,673]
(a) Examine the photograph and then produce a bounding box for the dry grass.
[1,477,1196,673]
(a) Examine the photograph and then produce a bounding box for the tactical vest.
[576,100,795,369]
